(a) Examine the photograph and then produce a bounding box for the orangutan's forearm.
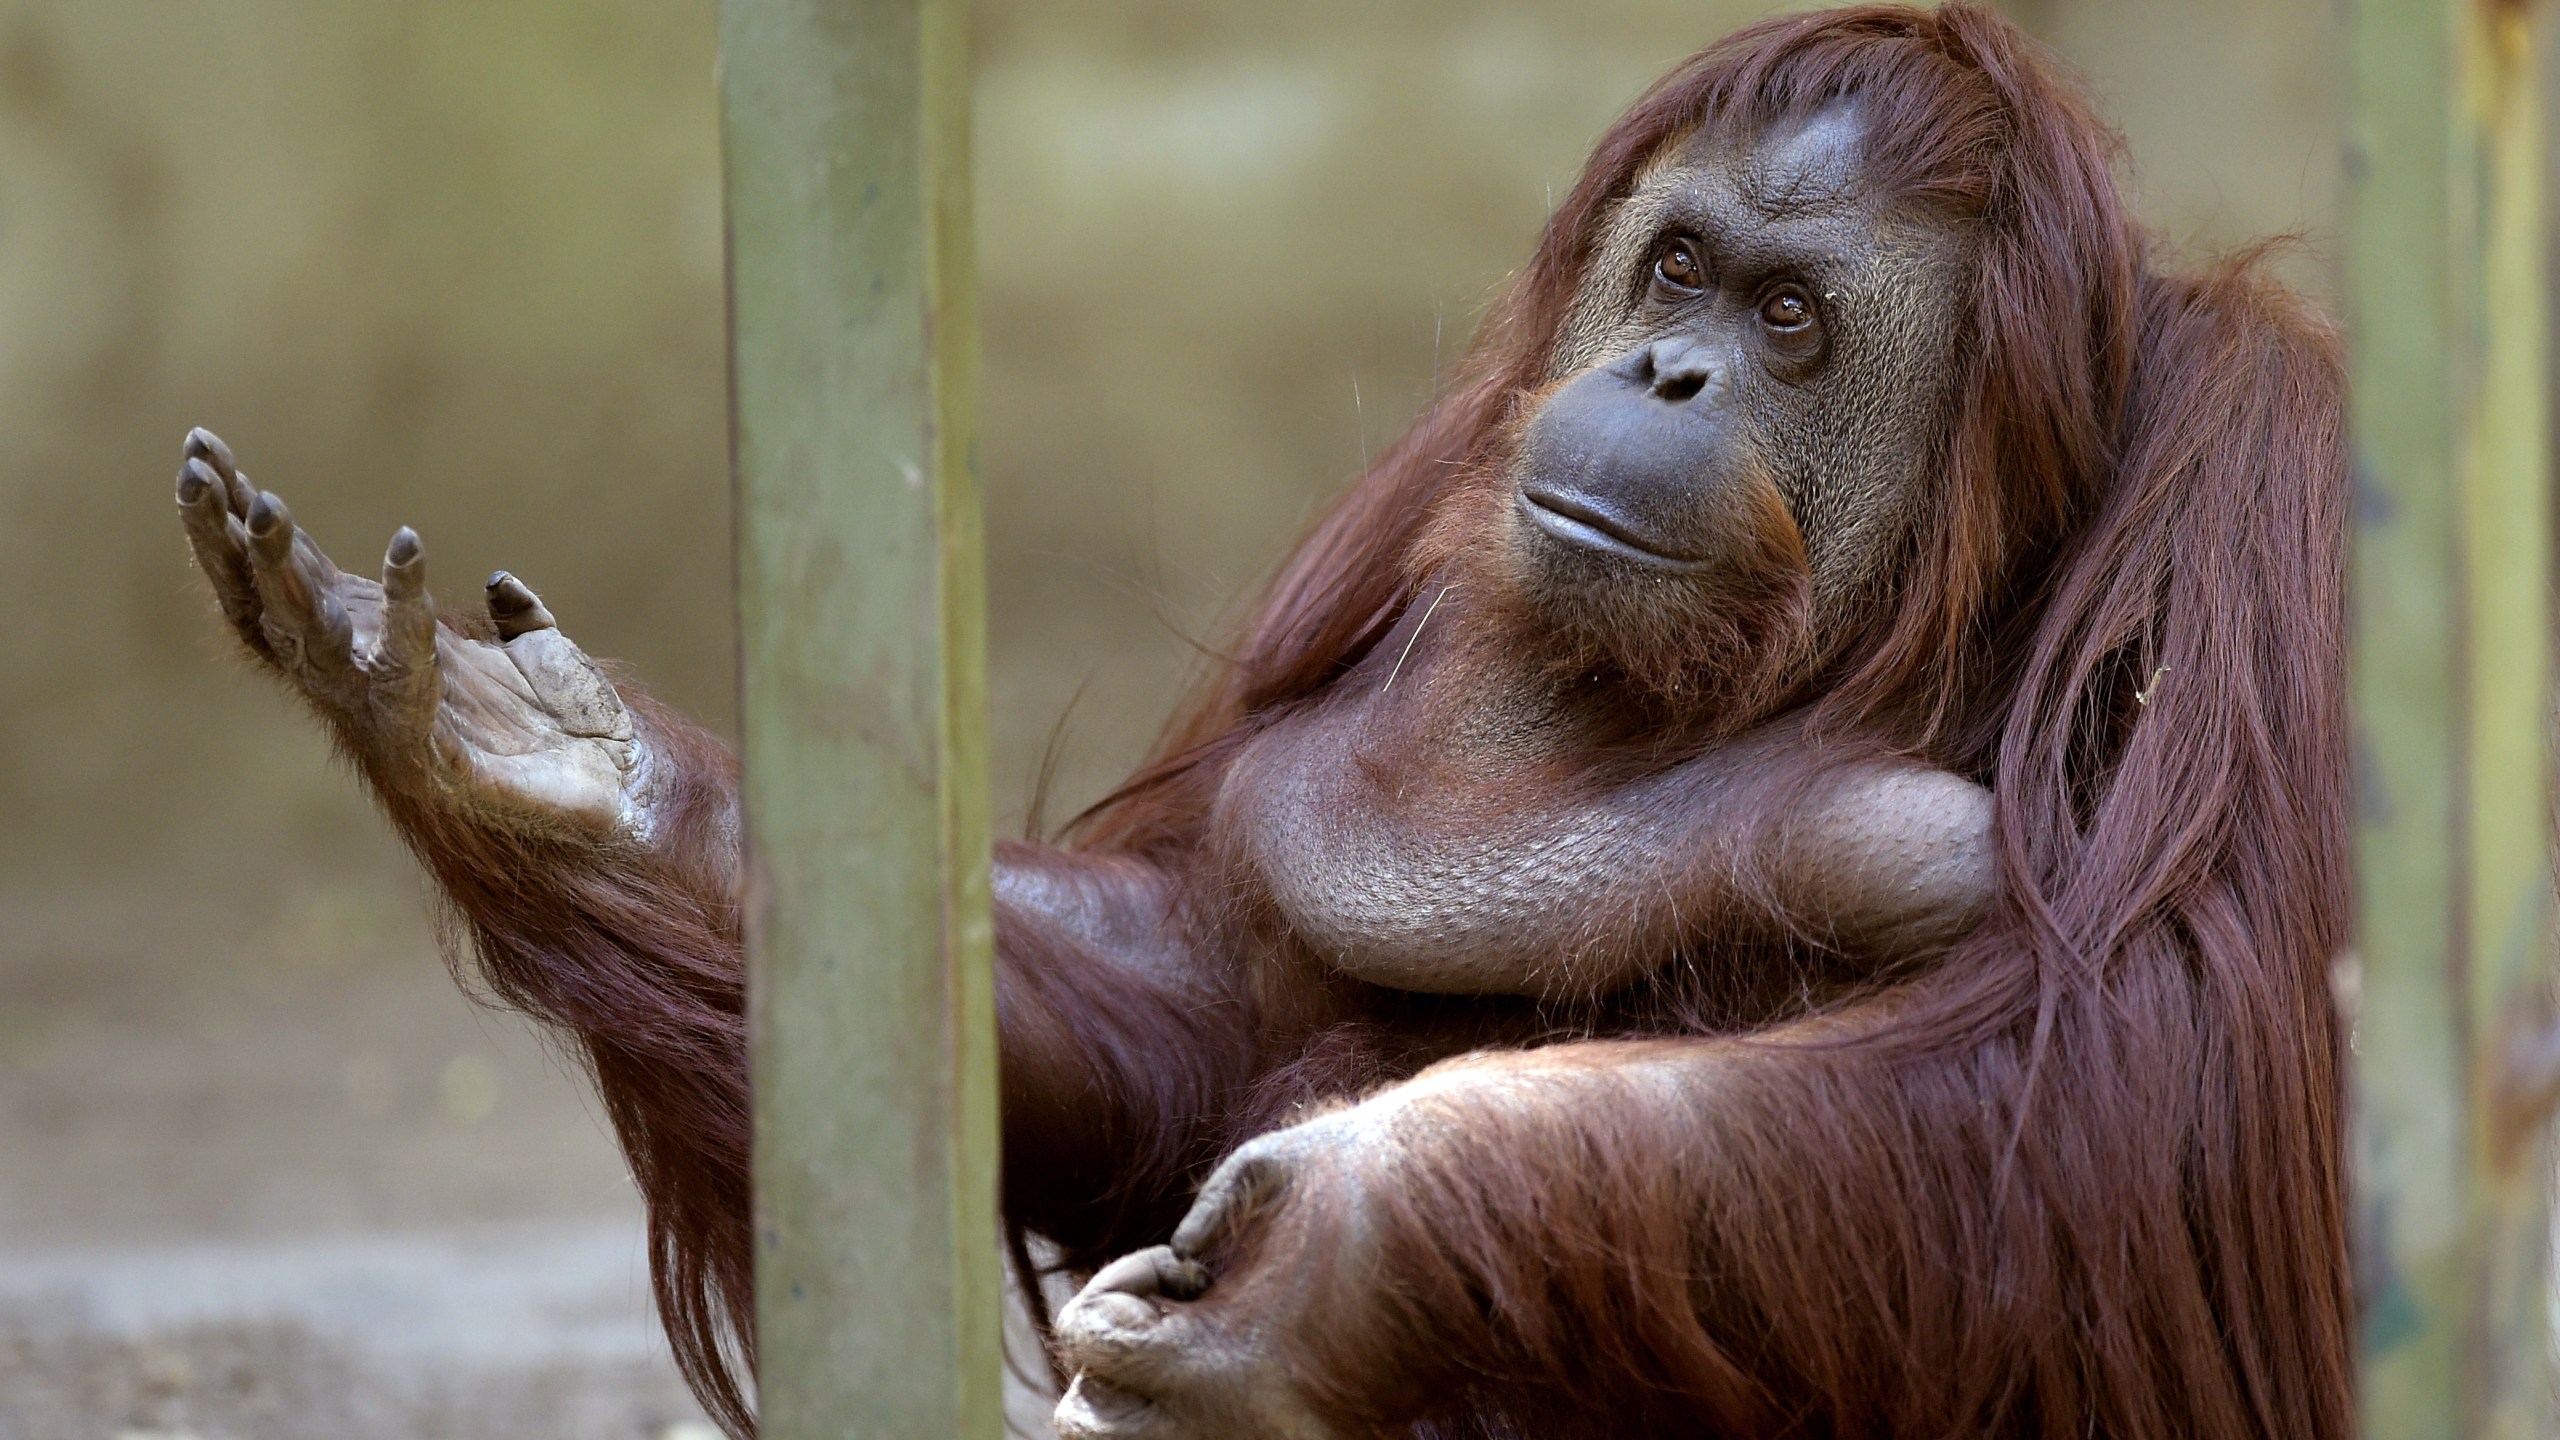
[381,688,746,1074]
[1597,738,1996,965]
[379,671,1253,1267]
[381,686,757,1399]
[1750,759,1995,957]
[1273,1015,1992,1430]
[1237,701,1994,997]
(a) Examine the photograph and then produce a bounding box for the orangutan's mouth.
[1517,486,1707,571]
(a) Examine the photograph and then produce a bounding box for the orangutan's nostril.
[1641,338,1714,403]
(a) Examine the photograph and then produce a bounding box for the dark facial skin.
[1517,106,1975,647]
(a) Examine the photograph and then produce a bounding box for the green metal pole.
[2345,0,2551,1436]
[721,0,999,1434]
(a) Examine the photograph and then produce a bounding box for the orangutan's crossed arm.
[1052,1010,1992,1439]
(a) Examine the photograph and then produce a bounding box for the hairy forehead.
[1548,105,1970,380]
[1614,106,1876,242]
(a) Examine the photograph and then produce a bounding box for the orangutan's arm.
[1049,1003,2008,1439]
[1246,704,1998,997]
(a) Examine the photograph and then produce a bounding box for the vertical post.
[2345,0,2551,1437]
[722,0,1000,1435]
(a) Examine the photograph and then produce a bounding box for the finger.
[1171,1149,1288,1262]
[1051,1247,1235,1433]
[380,527,435,665]
[183,426,234,479]
[1086,1249,1172,1300]
[1052,1373,1157,1440]
[1054,1247,1212,1369]
[1086,1246,1211,1305]
[244,490,356,680]
[486,570,557,640]
[183,427,255,519]
[176,457,265,650]
[374,526,439,724]
[485,569,632,742]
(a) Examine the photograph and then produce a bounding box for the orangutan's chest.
[1221,705,1677,998]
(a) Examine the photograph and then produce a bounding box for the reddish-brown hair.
[1075,5,2352,1434]
[387,698,755,1433]
[427,8,2350,1433]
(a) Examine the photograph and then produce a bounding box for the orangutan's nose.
[1633,335,1721,404]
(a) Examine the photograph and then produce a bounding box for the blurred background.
[0,1,2334,1435]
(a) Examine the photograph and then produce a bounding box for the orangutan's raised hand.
[174,427,654,839]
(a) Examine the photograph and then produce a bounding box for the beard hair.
[1407,442,1817,744]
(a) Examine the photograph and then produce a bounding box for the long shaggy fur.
[384,693,757,1435]
[1071,6,2352,1435]
[398,6,2352,1435]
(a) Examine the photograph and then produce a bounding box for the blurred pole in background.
[722,0,1000,1433]
[2344,0,2553,1436]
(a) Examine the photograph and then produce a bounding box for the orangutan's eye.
[1759,285,1815,331]
[1653,240,1705,293]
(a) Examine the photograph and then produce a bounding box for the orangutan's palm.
[173,428,646,836]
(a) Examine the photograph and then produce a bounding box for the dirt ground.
[0,1308,706,1440]
[0,870,1062,1439]
[0,874,719,1438]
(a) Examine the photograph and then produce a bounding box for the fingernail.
[387,527,422,566]
[246,491,288,538]
[1161,1258,1211,1301]
[177,460,213,504]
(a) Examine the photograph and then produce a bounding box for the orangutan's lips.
[1517,487,1707,571]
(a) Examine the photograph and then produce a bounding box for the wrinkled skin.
[174,104,1996,1440]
